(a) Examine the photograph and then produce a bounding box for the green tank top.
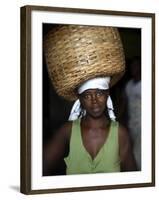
[64,119,120,175]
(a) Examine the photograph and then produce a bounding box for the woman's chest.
[81,128,108,160]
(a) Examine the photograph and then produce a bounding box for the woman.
[125,57,141,170]
[43,25,137,175]
[43,77,137,175]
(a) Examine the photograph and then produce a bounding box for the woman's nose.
[91,94,97,104]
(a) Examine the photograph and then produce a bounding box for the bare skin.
[43,89,137,175]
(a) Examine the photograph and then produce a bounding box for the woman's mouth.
[92,107,100,113]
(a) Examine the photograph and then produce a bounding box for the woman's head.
[68,77,116,121]
[79,88,109,118]
[76,77,110,118]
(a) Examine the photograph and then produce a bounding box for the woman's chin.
[88,111,105,119]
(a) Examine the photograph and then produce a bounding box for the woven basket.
[44,25,125,101]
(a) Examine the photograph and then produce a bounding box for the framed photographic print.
[20,5,155,194]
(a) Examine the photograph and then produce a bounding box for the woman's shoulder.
[117,122,128,134]
[111,121,128,138]
[55,121,73,141]
[110,120,119,128]
[117,123,131,146]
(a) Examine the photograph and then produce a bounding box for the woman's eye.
[86,94,92,99]
[96,91,103,96]
[83,93,90,99]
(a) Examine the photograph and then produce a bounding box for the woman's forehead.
[81,88,109,94]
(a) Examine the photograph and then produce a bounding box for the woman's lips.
[91,107,100,112]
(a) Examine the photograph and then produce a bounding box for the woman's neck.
[81,115,110,129]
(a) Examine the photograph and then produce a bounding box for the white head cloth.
[68,77,116,121]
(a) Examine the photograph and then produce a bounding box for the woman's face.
[79,89,109,118]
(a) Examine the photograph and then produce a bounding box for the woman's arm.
[118,124,137,172]
[43,121,72,175]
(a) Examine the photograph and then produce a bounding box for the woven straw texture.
[44,25,125,101]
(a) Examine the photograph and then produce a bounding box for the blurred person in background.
[125,56,141,170]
